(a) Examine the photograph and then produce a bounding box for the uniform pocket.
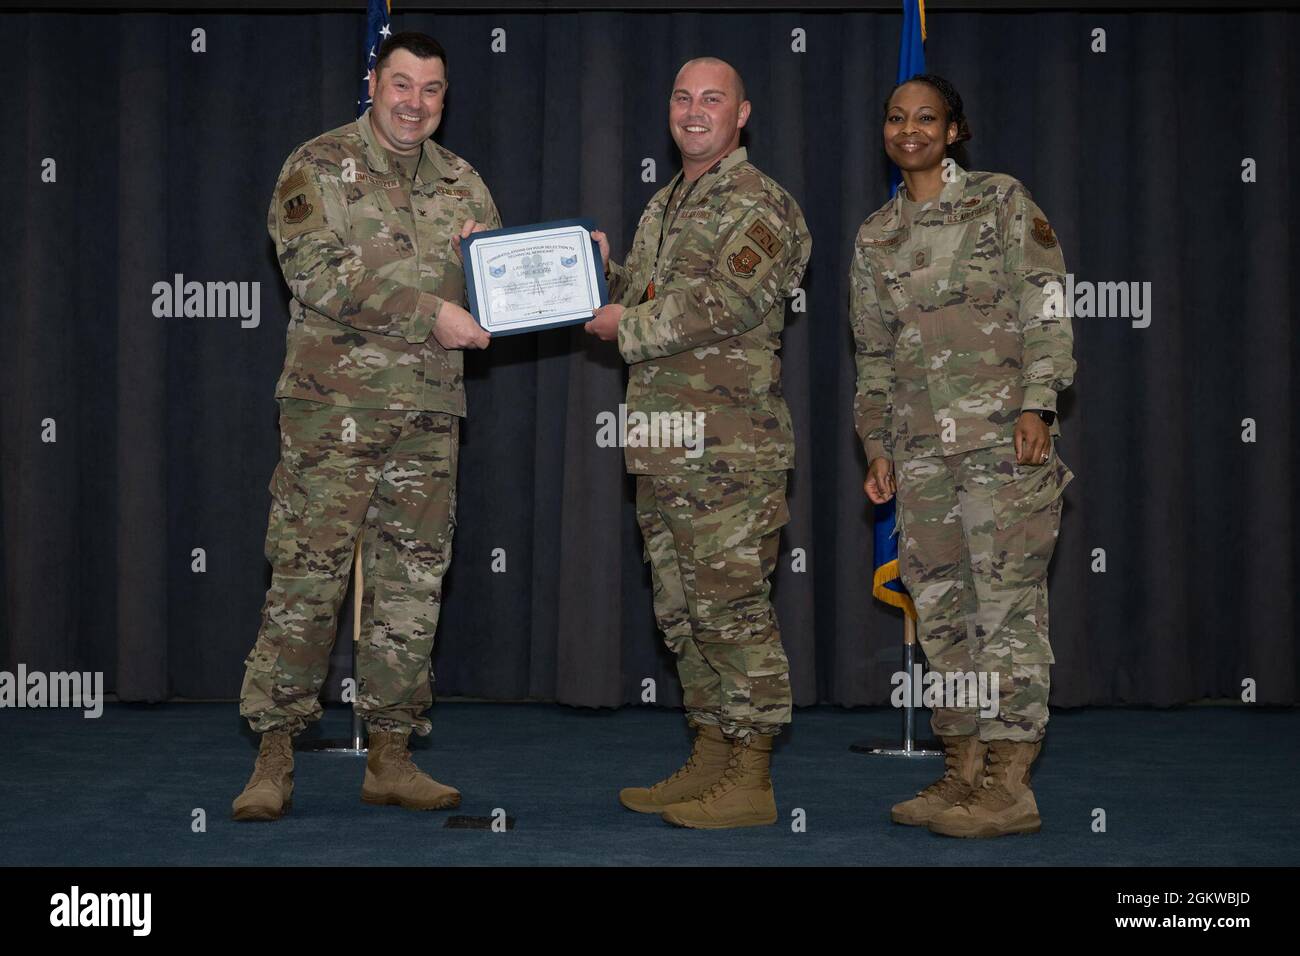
[268,460,308,519]
[348,188,414,270]
[691,474,790,561]
[264,460,309,568]
[393,412,458,477]
[245,640,281,676]
[634,478,657,564]
[991,449,1072,530]
[419,197,469,303]
[989,449,1071,588]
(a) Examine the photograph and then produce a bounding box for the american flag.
[357,0,393,117]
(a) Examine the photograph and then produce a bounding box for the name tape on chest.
[676,207,714,223]
[355,171,401,190]
[862,231,905,249]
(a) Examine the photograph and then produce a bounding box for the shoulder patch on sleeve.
[719,208,783,289]
[276,165,327,242]
[745,218,783,259]
[1030,216,1058,248]
[728,244,764,278]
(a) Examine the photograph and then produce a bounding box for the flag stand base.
[296,708,366,755]
[849,740,943,757]
[851,624,942,757]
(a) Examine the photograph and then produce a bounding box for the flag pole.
[850,487,941,757]
[850,611,942,758]
[295,536,368,755]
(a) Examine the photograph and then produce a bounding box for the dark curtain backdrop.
[1,8,1297,712]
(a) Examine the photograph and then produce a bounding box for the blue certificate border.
[461,218,609,336]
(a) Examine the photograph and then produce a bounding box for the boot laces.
[697,748,746,801]
[660,736,707,787]
[966,746,1015,807]
[379,737,422,780]
[916,747,969,802]
[250,737,292,784]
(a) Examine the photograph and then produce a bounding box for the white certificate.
[462,219,607,335]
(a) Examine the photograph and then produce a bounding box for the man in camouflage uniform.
[853,79,1075,838]
[233,33,499,821]
[585,57,811,829]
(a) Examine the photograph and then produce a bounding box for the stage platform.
[1,702,1295,867]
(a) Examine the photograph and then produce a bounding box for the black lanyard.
[655,172,702,265]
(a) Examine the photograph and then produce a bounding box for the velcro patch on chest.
[862,230,905,248]
[944,198,993,224]
[676,207,714,223]
[363,173,402,189]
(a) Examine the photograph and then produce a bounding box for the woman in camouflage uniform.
[850,75,1076,838]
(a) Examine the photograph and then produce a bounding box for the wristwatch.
[1026,409,1056,426]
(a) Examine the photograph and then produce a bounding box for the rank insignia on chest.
[728,245,762,278]
[283,193,313,224]
[1031,216,1058,248]
[913,249,928,268]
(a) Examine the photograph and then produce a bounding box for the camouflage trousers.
[895,443,1072,742]
[239,398,459,738]
[635,470,792,738]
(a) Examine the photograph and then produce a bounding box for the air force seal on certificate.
[462,219,609,336]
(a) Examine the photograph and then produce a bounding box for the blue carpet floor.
[1,703,1295,866]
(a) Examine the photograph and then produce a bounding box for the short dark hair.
[884,73,973,160]
[375,32,447,77]
[678,56,747,103]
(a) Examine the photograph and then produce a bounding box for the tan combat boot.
[660,733,777,829]
[361,730,461,811]
[890,734,988,826]
[231,731,294,822]
[927,739,1043,838]
[619,723,732,814]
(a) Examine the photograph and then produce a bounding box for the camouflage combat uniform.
[608,147,811,738]
[850,164,1075,742]
[239,108,499,738]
